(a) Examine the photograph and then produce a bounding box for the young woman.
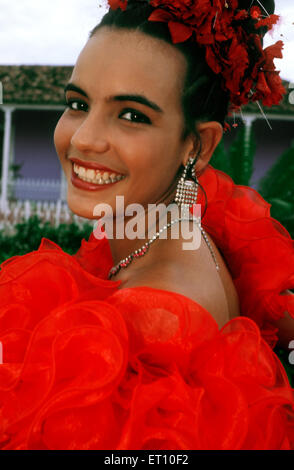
[0,0,293,450]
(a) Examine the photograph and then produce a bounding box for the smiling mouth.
[72,162,125,185]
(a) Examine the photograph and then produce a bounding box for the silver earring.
[173,156,220,270]
[174,156,198,218]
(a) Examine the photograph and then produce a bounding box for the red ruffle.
[0,250,294,450]
[0,164,294,449]
[196,165,294,348]
[74,165,294,347]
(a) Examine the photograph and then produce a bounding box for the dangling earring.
[174,156,220,271]
[174,156,199,219]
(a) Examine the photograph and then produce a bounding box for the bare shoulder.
[119,224,240,328]
[124,266,229,327]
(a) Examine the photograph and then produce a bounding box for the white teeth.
[73,163,124,185]
[86,169,95,179]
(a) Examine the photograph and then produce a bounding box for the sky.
[0,0,294,82]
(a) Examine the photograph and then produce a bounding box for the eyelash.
[64,99,151,125]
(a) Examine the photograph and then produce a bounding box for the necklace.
[108,157,220,279]
[108,216,219,279]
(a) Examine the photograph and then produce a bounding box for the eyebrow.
[64,83,163,113]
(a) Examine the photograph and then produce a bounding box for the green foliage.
[211,131,294,376]
[209,139,233,175]
[0,215,93,265]
[257,142,294,237]
[211,129,294,238]
[9,162,23,179]
[273,347,294,388]
[257,142,294,201]
[229,126,255,186]
[210,125,255,186]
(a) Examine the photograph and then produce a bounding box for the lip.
[71,162,124,191]
[69,157,123,175]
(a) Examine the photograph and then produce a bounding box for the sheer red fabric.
[0,164,293,450]
[197,165,294,348]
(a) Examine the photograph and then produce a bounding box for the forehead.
[71,27,187,111]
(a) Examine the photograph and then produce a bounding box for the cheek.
[123,134,178,201]
[54,115,72,161]
[133,135,178,178]
[122,133,167,174]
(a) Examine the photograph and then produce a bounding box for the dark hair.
[89,0,276,142]
[89,1,230,144]
[88,1,275,217]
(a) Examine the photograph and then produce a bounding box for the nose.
[70,112,110,155]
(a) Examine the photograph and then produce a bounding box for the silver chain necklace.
[107,158,220,279]
[107,217,219,279]
[108,216,190,279]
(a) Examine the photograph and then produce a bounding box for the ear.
[183,121,223,175]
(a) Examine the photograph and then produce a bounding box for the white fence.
[0,199,93,235]
[7,177,63,201]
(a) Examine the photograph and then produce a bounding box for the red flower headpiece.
[107,0,286,121]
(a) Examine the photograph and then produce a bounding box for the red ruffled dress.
[0,165,294,450]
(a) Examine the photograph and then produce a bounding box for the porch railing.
[6,177,63,201]
[0,199,94,235]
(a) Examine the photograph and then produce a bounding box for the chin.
[66,195,96,221]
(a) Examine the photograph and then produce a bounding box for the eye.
[119,108,151,125]
[64,99,88,112]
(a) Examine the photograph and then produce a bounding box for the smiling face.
[54,27,196,219]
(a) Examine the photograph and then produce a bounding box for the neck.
[107,180,179,274]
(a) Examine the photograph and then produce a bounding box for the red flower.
[259,41,286,106]
[223,121,231,132]
[250,6,261,20]
[264,40,284,63]
[107,0,286,112]
[234,9,248,22]
[108,0,127,10]
[255,14,280,31]
[224,38,249,95]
